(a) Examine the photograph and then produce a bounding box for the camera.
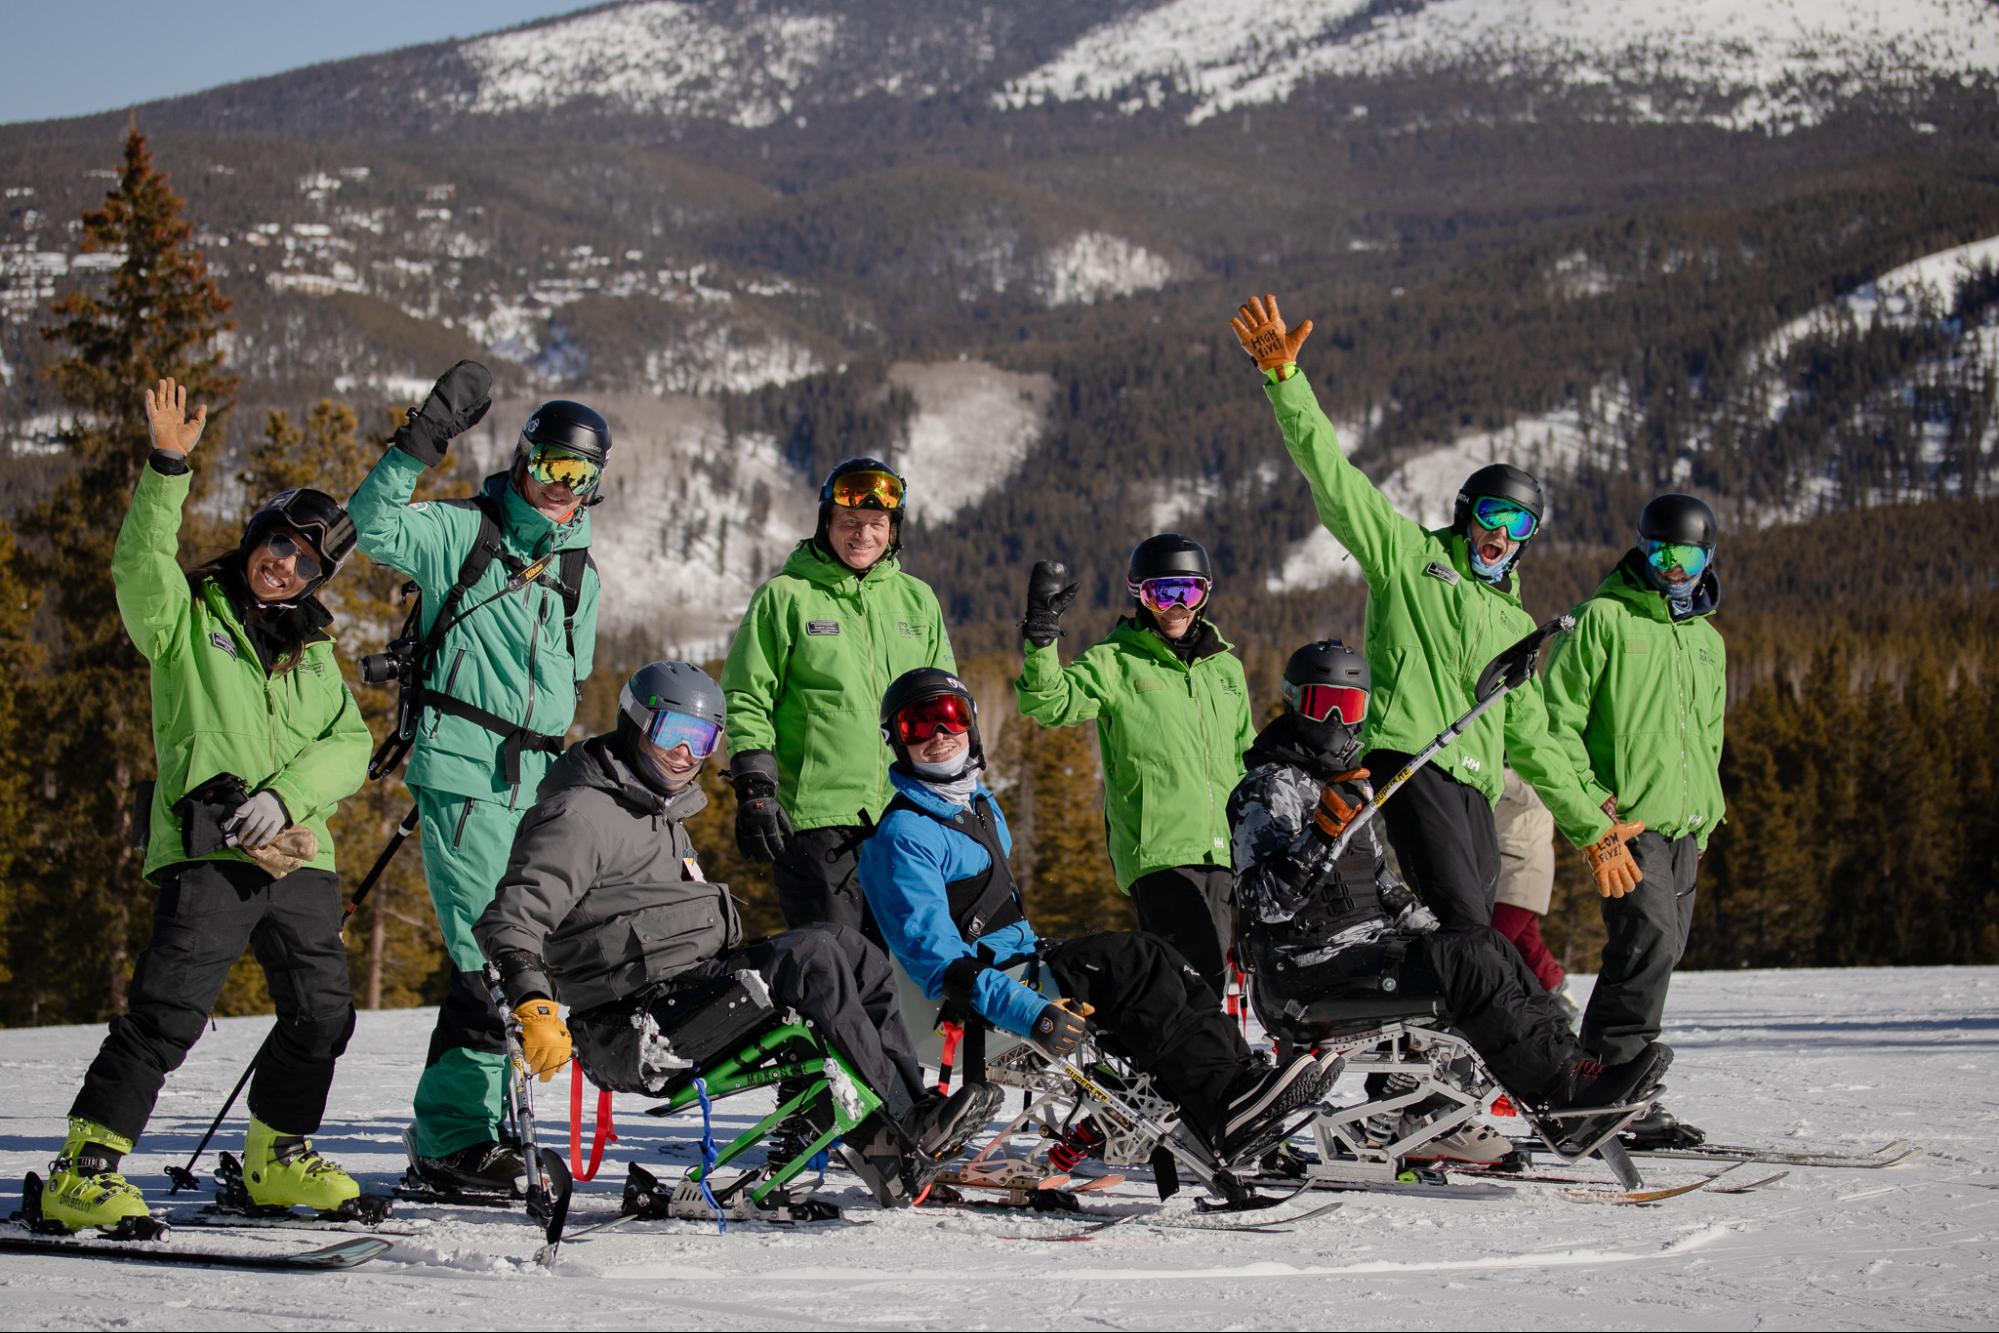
[359,637,415,686]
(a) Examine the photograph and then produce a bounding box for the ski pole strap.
[936,1021,963,1095]
[691,1076,726,1233]
[568,1063,620,1182]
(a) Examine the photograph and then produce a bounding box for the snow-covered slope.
[2,966,1991,1327]
[999,0,1999,127]
[889,360,1055,523]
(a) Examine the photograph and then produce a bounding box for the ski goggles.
[892,692,973,745]
[526,444,603,496]
[264,531,326,582]
[1470,496,1539,542]
[644,708,722,759]
[827,468,904,511]
[1130,575,1210,612]
[1645,539,1711,581]
[1284,680,1369,727]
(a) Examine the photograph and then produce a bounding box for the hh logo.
[1460,755,1482,773]
[209,630,237,658]
[807,620,841,636]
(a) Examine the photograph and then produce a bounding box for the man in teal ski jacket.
[347,361,606,1196]
[721,458,955,939]
[1232,293,1643,932]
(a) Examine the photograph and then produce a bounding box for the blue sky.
[0,1,594,125]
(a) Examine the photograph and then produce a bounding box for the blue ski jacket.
[857,770,1047,1037]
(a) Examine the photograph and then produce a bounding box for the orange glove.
[512,998,571,1082]
[1586,818,1646,898]
[1312,784,1364,841]
[1231,294,1315,373]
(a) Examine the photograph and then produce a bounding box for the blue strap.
[691,1075,726,1233]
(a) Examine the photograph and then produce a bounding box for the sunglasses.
[828,469,904,512]
[1471,496,1538,542]
[527,445,603,495]
[264,531,325,582]
[644,708,722,759]
[1285,681,1369,726]
[1131,575,1210,612]
[1645,540,1711,581]
[893,693,973,745]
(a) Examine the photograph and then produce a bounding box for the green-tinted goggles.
[1471,496,1538,541]
[1646,540,1710,580]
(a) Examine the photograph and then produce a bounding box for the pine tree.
[16,127,235,1019]
[0,525,49,1013]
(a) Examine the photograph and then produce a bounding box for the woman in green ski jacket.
[45,378,372,1236]
[1231,293,1641,932]
[1543,493,1726,1150]
[721,457,955,939]
[1015,533,1256,996]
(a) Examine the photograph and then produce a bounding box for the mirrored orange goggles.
[527,444,603,495]
[828,469,904,511]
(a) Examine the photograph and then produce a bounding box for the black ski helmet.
[1453,463,1545,538]
[817,457,907,561]
[1127,533,1213,588]
[1637,493,1719,549]
[1281,638,1371,768]
[514,400,612,498]
[879,667,984,778]
[617,660,726,792]
[241,488,356,601]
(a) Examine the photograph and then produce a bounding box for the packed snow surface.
[2,966,1993,1328]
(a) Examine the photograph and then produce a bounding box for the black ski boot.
[904,1082,1004,1163]
[835,1082,1003,1207]
[1621,1102,1706,1150]
[1550,1042,1674,1112]
[1218,1050,1340,1163]
[406,1140,526,1199]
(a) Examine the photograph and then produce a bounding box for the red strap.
[568,1061,619,1182]
[936,1021,964,1095]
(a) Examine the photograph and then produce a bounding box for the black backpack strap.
[556,545,592,666]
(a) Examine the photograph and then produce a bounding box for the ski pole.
[1326,613,1575,861]
[164,823,414,1194]
[488,966,573,1254]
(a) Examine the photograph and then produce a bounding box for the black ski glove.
[1031,999,1095,1059]
[730,749,793,863]
[393,359,493,467]
[1021,559,1079,649]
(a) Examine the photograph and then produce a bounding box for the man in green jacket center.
[347,362,607,1196]
[721,457,956,938]
[1232,293,1641,932]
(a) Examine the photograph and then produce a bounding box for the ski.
[1707,1170,1789,1194]
[1147,1199,1345,1234]
[1620,1137,1917,1170]
[167,1208,429,1237]
[1563,1163,1743,1204]
[1247,1171,1514,1201]
[0,1230,390,1271]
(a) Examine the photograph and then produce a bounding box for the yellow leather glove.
[512,998,571,1082]
[1586,818,1647,898]
[1231,294,1315,374]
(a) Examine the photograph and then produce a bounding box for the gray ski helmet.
[618,659,725,778]
[1637,493,1719,549]
[241,488,357,599]
[1453,463,1545,537]
[879,667,984,777]
[1127,532,1213,586]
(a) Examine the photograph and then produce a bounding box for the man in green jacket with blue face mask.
[1231,294,1644,934]
[1544,494,1726,1149]
[721,458,956,938]
[347,362,605,1197]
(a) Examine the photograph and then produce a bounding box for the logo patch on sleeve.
[209,630,238,658]
[807,620,842,636]
[1423,561,1461,586]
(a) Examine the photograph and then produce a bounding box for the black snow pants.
[1364,750,1500,933]
[1044,931,1257,1141]
[771,826,884,948]
[73,860,356,1142]
[1401,927,1580,1101]
[1128,864,1235,999]
[1582,831,1699,1064]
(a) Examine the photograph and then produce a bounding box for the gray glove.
[394,360,493,466]
[225,791,290,851]
[1394,900,1440,935]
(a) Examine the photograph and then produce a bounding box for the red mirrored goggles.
[892,693,973,745]
[1286,681,1369,726]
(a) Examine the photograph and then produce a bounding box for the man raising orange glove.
[1231,294,1314,379]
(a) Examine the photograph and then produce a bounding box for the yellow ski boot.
[241,1116,361,1214]
[41,1118,152,1235]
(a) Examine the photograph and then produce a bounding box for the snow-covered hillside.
[998,0,1999,128]
[2,966,1991,1328]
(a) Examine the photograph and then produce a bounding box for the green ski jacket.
[1266,369,1612,848]
[1543,555,1727,850]
[348,447,600,804]
[1015,618,1255,891]
[117,463,370,880]
[721,541,955,832]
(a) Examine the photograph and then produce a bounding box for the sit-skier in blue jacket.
[856,668,1338,1157]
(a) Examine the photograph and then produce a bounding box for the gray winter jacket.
[474,733,742,1014]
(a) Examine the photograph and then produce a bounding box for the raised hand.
[143,377,208,456]
[1022,559,1079,648]
[1231,294,1315,372]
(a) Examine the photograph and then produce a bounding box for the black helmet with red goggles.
[879,667,984,778]
[1282,639,1370,768]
